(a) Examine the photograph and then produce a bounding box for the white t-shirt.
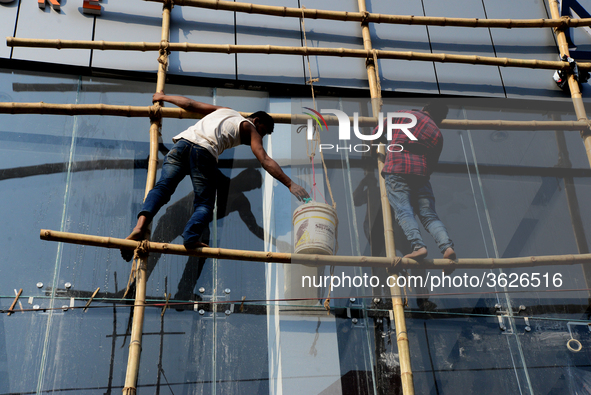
[172,108,254,161]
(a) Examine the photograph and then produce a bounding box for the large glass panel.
[0,69,78,393]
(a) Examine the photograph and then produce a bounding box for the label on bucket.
[294,217,336,255]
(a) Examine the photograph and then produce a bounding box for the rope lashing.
[157,40,171,69]
[134,239,151,260]
[389,256,403,271]
[148,103,163,122]
[122,240,151,299]
[360,10,370,24]
[554,15,571,32]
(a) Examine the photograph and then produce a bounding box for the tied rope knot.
[158,40,171,68]
[555,15,571,32]
[134,239,150,260]
[122,240,150,299]
[365,49,374,67]
[149,103,163,122]
[360,10,370,24]
[582,119,591,138]
[389,256,402,271]
[364,49,383,107]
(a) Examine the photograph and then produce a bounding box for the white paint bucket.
[293,202,338,255]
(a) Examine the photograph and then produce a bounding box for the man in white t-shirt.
[122,92,308,260]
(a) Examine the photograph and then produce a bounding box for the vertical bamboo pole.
[548,0,591,169]
[122,2,171,394]
[548,0,591,310]
[357,1,414,394]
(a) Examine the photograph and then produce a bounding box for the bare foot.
[404,247,428,260]
[443,247,456,260]
[120,228,149,262]
[121,216,150,262]
[126,227,147,241]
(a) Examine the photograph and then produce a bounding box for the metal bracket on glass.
[346,303,365,328]
[495,304,507,331]
[496,315,508,332]
[198,288,233,320]
[524,317,532,332]
[494,304,512,333]
[495,304,534,334]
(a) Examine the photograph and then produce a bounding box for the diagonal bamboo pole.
[7,37,591,71]
[1,102,589,130]
[548,0,591,171]
[122,2,172,395]
[356,0,413,393]
[39,229,591,269]
[144,0,591,29]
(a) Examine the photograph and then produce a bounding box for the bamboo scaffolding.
[7,37,591,71]
[9,1,590,393]
[122,2,172,395]
[549,0,591,171]
[357,0,414,391]
[39,229,591,269]
[0,102,588,131]
[145,0,591,29]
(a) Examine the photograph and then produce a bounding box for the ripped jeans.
[385,174,453,254]
[139,139,217,246]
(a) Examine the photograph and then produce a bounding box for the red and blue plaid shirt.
[375,110,443,177]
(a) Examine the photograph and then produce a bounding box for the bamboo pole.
[122,2,172,395]
[1,102,589,130]
[6,288,22,316]
[548,3,591,305]
[357,0,413,392]
[7,37,591,71]
[39,229,591,269]
[144,0,591,29]
[548,0,591,171]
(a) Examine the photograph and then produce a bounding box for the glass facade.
[2,1,591,393]
[1,67,591,394]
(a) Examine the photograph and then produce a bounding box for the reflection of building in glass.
[2,1,591,394]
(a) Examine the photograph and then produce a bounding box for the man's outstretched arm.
[248,125,309,201]
[153,92,227,115]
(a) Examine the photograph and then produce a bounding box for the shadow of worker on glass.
[143,166,290,303]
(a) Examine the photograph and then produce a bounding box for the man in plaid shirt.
[379,102,456,260]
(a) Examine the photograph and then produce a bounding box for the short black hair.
[248,111,275,135]
[422,102,449,125]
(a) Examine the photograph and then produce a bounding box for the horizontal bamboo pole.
[1,102,589,131]
[40,229,591,269]
[439,119,591,130]
[7,37,590,71]
[146,0,591,29]
[0,102,190,118]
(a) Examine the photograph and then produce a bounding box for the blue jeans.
[385,174,453,254]
[140,139,217,246]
